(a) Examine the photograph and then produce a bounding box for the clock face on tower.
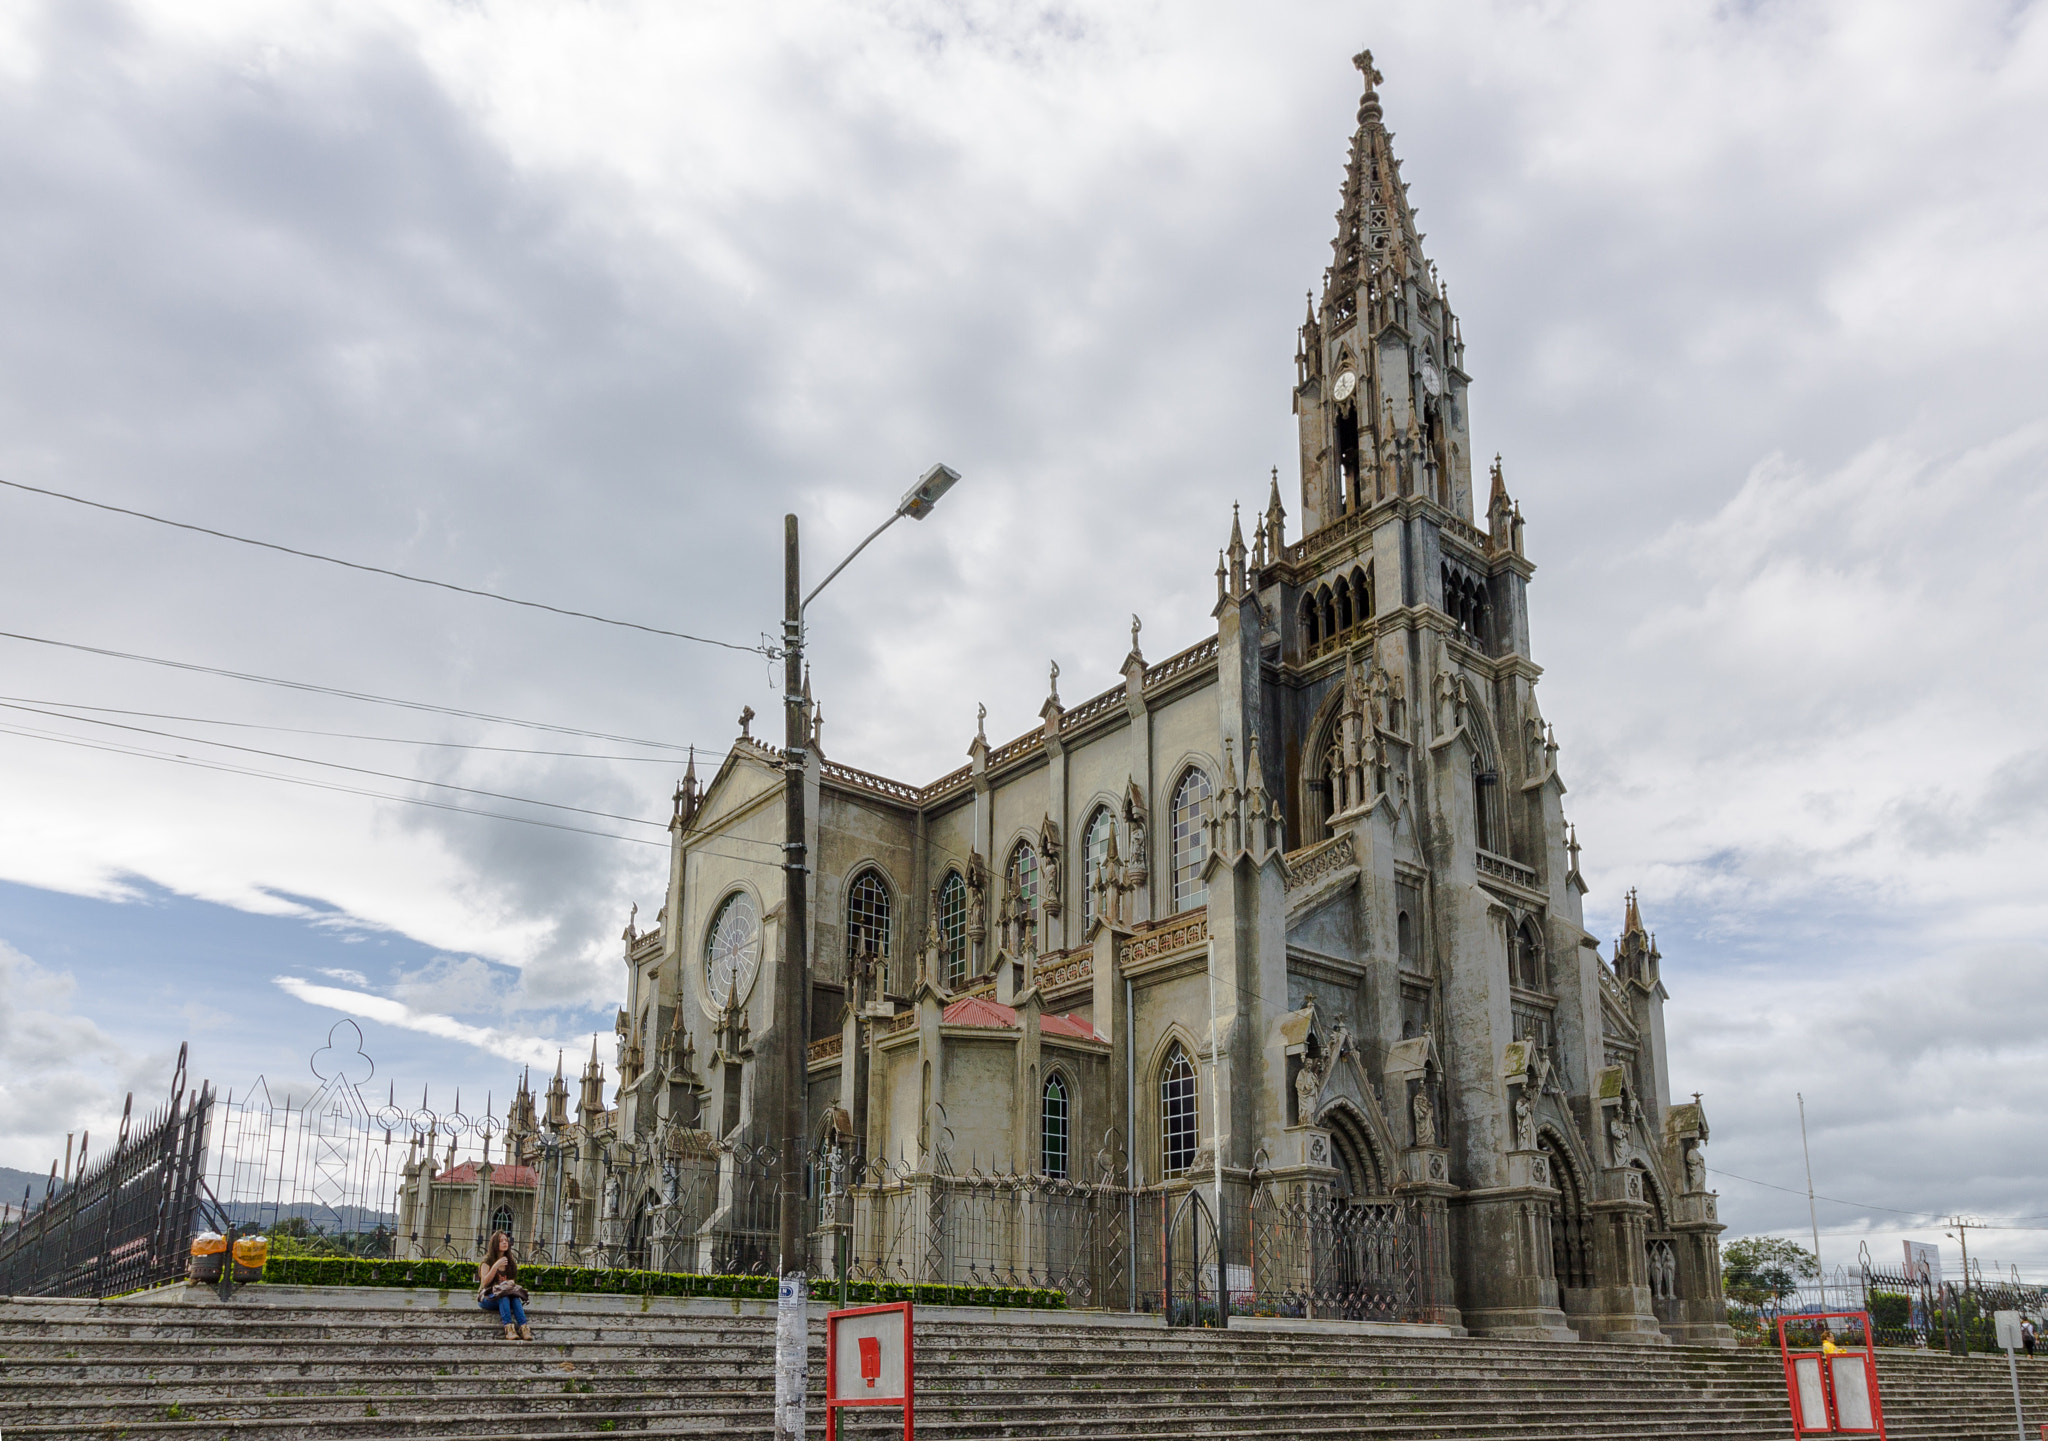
[1332,370,1357,402]
[704,891,761,1004]
[1420,358,1442,398]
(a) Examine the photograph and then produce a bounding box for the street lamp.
[774,463,960,1441]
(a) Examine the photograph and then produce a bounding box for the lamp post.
[774,463,960,1441]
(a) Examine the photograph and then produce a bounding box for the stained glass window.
[1041,1073,1069,1179]
[1082,807,1114,932]
[1161,1045,1198,1175]
[938,871,968,988]
[845,869,891,982]
[1006,842,1039,952]
[1170,768,1212,913]
[705,891,760,1002]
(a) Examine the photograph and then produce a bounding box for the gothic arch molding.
[1314,1096,1392,1197]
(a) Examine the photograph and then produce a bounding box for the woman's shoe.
[518,1324,533,1341]
[503,1324,517,1340]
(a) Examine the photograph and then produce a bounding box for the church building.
[570,51,1731,1344]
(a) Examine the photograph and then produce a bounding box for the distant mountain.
[0,1165,66,1210]
[216,1201,398,1235]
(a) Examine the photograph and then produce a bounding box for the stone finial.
[737,705,754,740]
[1048,659,1060,704]
[1130,613,1143,659]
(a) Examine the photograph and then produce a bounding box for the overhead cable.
[0,701,664,828]
[0,630,695,750]
[0,694,705,764]
[0,476,766,655]
[0,723,665,848]
[0,724,778,870]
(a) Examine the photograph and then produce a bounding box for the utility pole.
[774,513,808,1441]
[1797,1093,1822,1288]
[767,467,959,1441]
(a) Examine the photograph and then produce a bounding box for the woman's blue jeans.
[480,1294,527,1326]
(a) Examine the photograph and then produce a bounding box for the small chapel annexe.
[573,52,1732,1344]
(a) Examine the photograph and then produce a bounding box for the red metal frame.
[1777,1311,1887,1439]
[825,1301,914,1441]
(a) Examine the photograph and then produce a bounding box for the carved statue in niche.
[1368,665,1392,731]
[1294,1052,1325,1120]
[1123,781,1148,883]
[1434,668,1458,736]
[966,852,987,942]
[1039,815,1062,917]
[1685,1140,1708,1193]
[1513,1089,1535,1151]
[1412,1086,1436,1148]
[1607,1110,1630,1164]
[1525,712,1546,776]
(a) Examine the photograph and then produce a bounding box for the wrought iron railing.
[0,1045,214,1298]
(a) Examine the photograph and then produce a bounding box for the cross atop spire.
[1353,48,1382,90]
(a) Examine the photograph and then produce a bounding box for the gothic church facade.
[595,52,1731,1344]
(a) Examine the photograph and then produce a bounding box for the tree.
[1723,1235,1820,1307]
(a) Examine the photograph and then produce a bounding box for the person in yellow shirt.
[1821,1334,1844,1356]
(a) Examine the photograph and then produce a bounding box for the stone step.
[2,1288,2045,1441]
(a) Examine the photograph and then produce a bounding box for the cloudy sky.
[0,0,2043,1279]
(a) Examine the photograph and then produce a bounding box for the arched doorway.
[1538,1128,1592,1307]
[1636,1162,1680,1321]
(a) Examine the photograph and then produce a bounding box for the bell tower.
[1294,50,1474,536]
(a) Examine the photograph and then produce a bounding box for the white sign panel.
[1792,1356,1828,1429]
[1996,1310,2023,1351]
[1830,1356,1874,1429]
[831,1307,909,1402]
[1903,1241,1940,1287]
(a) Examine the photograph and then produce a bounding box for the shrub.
[260,1255,1066,1310]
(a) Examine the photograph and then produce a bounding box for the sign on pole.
[826,1301,914,1441]
[1778,1311,1888,1439]
[1995,1310,2026,1441]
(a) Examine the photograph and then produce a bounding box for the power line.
[0,723,665,848]
[1708,1166,1944,1220]
[0,701,664,827]
[0,630,701,751]
[0,694,703,764]
[0,476,767,655]
[1707,1167,2048,1231]
[0,723,778,872]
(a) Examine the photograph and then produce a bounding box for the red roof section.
[941,995,1102,1042]
[435,1161,539,1189]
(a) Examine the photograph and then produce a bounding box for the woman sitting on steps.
[477,1230,532,1340]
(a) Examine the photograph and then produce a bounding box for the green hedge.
[261,1255,1064,1311]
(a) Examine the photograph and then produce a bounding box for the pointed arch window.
[1006,842,1040,953]
[1514,920,1543,991]
[1161,1044,1199,1175]
[1169,768,1212,913]
[1082,807,1115,933]
[845,868,891,978]
[1040,1073,1070,1179]
[937,871,968,988]
[490,1203,513,1237]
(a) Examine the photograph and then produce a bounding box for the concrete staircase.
[1,1286,2043,1440]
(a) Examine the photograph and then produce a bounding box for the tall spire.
[1325,48,1427,309]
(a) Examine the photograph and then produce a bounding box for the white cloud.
[315,966,369,986]
[0,941,173,1166]
[272,975,564,1068]
[0,0,2042,1262]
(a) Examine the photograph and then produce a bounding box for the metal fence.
[0,1046,215,1298]
[3,1027,1436,1325]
